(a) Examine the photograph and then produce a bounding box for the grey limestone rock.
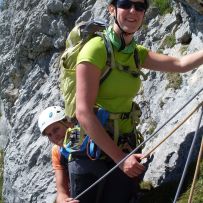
[0,0,203,202]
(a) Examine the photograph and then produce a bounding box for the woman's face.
[44,121,67,147]
[112,0,146,35]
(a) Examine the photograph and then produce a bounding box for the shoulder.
[52,145,65,170]
[136,44,149,53]
[77,36,107,70]
[52,144,60,156]
[80,36,106,57]
[85,35,106,48]
[136,44,149,65]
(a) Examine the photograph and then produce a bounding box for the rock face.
[185,0,203,13]
[0,0,203,202]
[0,99,9,149]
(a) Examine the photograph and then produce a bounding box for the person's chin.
[57,139,64,147]
[57,142,63,147]
[123,26,136,34]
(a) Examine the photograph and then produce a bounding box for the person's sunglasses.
[117,1,147,12]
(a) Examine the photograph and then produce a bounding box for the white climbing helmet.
[38,106,66,134]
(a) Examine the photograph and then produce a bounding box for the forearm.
[55,169,71,202]
[144,50,203,73]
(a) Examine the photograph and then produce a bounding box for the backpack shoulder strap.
[134,46,140,70]
[99,33,148,83]
[133,45,149,80]
[99,32,115,84]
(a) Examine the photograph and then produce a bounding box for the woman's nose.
[129,5,137,13]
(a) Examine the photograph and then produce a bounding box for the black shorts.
[68,158,139,203]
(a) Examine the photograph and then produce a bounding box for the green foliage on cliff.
[166,72,183,90]
[177,160,203,203]
[151,0,173,15]
[138,160,203,203]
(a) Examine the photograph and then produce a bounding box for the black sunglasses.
[117,1,147,12]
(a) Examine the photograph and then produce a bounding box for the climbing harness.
[73,87,203,201]
[173,105,203,203]
[62,104,143,161]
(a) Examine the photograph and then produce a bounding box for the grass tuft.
[137,160,203,203]
[166,72,183,90]
[151,0,173,15]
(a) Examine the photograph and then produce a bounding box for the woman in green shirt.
[68,0,203,202]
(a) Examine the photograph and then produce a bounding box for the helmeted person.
[38,106,78,203]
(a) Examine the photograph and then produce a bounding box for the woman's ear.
[108,4,116,16]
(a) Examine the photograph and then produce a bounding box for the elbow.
[76,105,96,131]
[179,62,189,73]
[176,60,192,73]
[75,108,85,125]
[75,106,91,127]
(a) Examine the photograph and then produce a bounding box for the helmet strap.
[118,32,126,51]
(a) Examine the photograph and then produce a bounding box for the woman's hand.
[63,197,79,203]
[56,194,79,203]
[119,154,145,178]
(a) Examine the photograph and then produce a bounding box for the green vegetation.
[163,34,176,48]
[138,180,179,203]
[0,150,3,203]
[151,0,173,15]
[138,161,203,203]
[166,72,183,90]
[177,160,203,203]
[158,34,176,53]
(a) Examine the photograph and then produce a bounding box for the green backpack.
[60,20,146,156]
[60,20,113,121]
